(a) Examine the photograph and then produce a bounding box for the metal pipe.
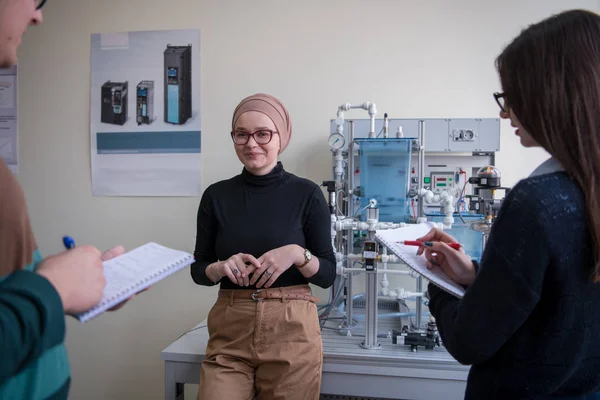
[361,230,380,349]
[362,272,380,349]
[345,120,355,328]
[416,120,425,331]
[417,120,425,218]
[345,249,354,329]
[415,276,423,330]
[348,120,355,216]
[340,268,411,275]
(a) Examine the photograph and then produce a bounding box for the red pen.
[401,240,462,250]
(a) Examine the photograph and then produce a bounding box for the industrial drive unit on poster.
[101,81,128,125]
[137,80,154,125]
[164,44,192,125]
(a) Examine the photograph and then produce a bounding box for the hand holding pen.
[58,236,144,313]
[36,237,107,315]
[412,228,476,286]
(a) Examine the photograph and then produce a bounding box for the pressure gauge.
[328,132,346,150]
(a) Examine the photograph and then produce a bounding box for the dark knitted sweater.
[428,170,600,399]
[191,162,336,289]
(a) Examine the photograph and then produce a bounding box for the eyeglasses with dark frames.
[494,92,508,113]
[36,0,47,10]
[231,129,278,145]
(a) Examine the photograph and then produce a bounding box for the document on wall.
[89,29,201,197]
[0,66,17,174]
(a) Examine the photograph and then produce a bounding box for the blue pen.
[63,236,76,250]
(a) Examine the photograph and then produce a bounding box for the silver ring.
[233,268,239,275]
[265,270,273,277]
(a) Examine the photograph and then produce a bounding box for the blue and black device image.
[136,80,154,125]
[164,44,192,125]
[101,80,128,125]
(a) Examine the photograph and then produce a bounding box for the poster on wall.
[0,66,17,174]
[90,29,201,196]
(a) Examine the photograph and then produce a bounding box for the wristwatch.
[297,248,312,269]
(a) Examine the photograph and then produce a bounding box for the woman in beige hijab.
[191,93,336,400]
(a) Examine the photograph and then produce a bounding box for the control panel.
[167,67,178,84]
[111,87,125,114]
[409,168,460,191]
[430,171,455,193]
[407,154,495,211]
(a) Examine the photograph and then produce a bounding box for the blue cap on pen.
[63,236,76,250]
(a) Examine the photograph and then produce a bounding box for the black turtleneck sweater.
[191,162,336,289]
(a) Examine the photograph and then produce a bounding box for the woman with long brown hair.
[417,9,600,399]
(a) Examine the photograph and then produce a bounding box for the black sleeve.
[304,187,337,288]
[0,270,66,384]
[190,187,219,286]
[427,184,550,365]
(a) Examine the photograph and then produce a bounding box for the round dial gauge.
[328,133,346,150]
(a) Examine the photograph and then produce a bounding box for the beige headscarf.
[231,93,292,153]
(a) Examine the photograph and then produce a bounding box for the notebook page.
[101,242,189,299]
[375,223,466,298]
[77,242,194,322]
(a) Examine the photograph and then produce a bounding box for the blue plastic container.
[355,138,413,223]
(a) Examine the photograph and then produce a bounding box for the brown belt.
[218,284,319,303]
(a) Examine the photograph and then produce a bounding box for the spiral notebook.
[375,223,465,298]
[76,242,194,323]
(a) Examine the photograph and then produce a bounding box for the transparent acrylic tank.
[425,211,485,261]
[355,138,413,223]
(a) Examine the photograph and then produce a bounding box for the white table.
[161,319,470,400]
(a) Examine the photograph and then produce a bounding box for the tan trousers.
[197,285,323,400]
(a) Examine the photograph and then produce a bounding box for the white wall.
[14,0,599,398]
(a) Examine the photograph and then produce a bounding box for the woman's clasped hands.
[416,228,477,287]
[250,244,302,288]
[209,244,302,288]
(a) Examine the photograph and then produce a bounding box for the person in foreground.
[0,1,138,399]
[416,9,600,400]
[191,93,336,400]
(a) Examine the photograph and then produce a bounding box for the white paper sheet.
[375,223,466,298]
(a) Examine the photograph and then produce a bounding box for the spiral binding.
[77,252,194,323]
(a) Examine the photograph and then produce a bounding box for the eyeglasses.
[494,92,508,113]
[36,0,47,9]
[231,129,278,145]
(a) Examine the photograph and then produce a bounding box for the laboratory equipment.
[101,81,128,125]
[392,317,441,351]
[136,80,154,125]
[467,165,505,216]
[355,137,414,223]
[467,165,510,248]
[320,102,509,361]
[328,132,345,150]
[164,44,192,125]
